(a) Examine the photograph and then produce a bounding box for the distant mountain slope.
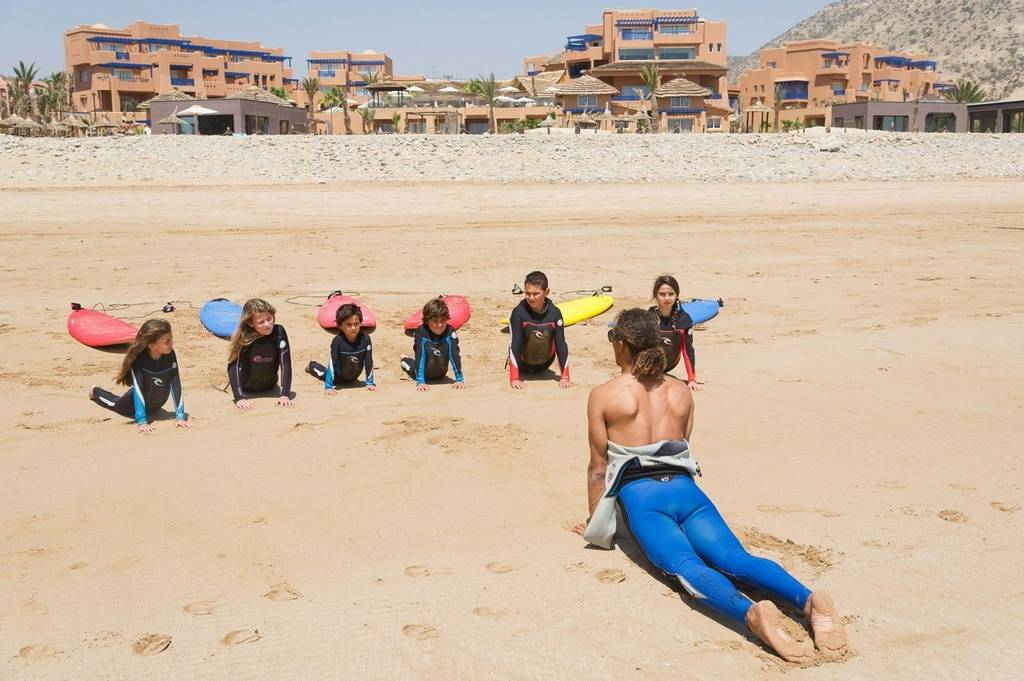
[729,0,1024,99]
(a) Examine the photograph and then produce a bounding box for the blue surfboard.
[680,298,722,325]
[199,298,242,338]
[608,298,724,327]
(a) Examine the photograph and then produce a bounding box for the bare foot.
[804,591,848,658]
[88,385,98,400]
[745,601,814,663]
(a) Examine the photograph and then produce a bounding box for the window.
[80,69,89,83]
[873,115,908,132]
[716,43,722,52]
[667,118,694,132]
[707,116,721,129]
[618,49,655,61]
[621,85,649,99]
[620,30,653,40]
[660,24,691,34]
[660,47,695,60]
[113,68,134,81]
[577,95,597,107]
[767,61,777,69]
[832,80,846,95]
[670,96,691,108]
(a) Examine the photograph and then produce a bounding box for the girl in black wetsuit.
[307,303,376,393]
[90,318,190,434]
[227,298,293,410]
[650,275,700,390]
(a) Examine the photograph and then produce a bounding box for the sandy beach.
[1,144,1022,679]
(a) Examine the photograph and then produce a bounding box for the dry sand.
[0,176,1022,679]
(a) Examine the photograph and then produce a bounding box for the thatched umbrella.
[539,117,557,135]
[0,114,27,133]
[46,121,68,137]
[16,118,44,137]
[158,111,186,135]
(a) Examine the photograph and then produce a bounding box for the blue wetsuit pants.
[618,474,812,624]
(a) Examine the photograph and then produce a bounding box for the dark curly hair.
[335,303,363,327]
[609,308,666,378]
[422,296,451,323]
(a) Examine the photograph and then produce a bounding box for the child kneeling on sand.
[227,298,293,410]
[90,319,190,434]
[306,303,376,393]
[399,297,466,392]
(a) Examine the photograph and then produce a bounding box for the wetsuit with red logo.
[649,305,696,382]
[227,324,292,401]
[508,298,569,382]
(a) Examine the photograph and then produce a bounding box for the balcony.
[171,78,195,87]
[620,31,654,41]
[318,70,336,78]
[563,106,598,114]
[664,107,703,115]
[708,93,722,100]
[565,33,601,52]
[832,89,847,96]
[611,94,642,101]
[115,52,130,60]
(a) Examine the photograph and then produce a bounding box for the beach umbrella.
[46,121,67,136]
[498,85,520,94]
[177,104,218,135]
[406,85,424,93]
[346,98,360,106]
[539,117,557,135]
[439,85,460,93]
[516,97,535,104]
[158,112,186,134]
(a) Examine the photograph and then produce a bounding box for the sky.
[0,0,833,78]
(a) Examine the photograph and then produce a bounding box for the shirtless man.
[579,308,847,662]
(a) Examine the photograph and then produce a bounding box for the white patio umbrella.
[516,97,536,104]
[498,85,520,94]
[406,85,425,93]
[439,85,460,93]
[177,104,218,135]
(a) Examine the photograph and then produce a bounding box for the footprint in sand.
[595,568,626,584]
[472,607,508,620]
[876,481,907,490]
[69,562,87,570]
[990,502,1020,513]
[183,600,217,616]
[18,644,59,659]
[949,483,976,491]
[402,624,440,641]
[221,630,261,646]
[263,583,301,602]
[757,504,840,518]
[485,562,513,574]
[404,565,452,578]
[132,634,171,656]
[938,509,967,523]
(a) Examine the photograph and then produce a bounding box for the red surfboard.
[67,304,138,347]
[403,295,471,332]
[317,292,377,331]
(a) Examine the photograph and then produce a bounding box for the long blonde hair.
[116,319,172,385]
[227,298,276,363]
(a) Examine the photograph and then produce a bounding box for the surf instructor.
[578,308,847,662]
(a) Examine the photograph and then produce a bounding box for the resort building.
[736,40,950,129]
[532,8,730,132]
[148,87,307,135]
[831,99,967,133]
[64,21,295,117]
[294,49,395,110]
[0,77,11,116]
[967,98,1024,133]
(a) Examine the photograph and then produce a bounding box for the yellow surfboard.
[501,295,614,328]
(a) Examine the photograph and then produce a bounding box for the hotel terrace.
[528,8,731,133]
[64,21,295,117]
[294,49,395,110]
[736,40,952,129]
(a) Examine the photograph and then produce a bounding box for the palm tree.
[269,86,289,101]
[391,111,401,133]
[772,83,784,132]
[301,76,321,133]
[359,107,374,134]
[639,64,661,133]
[12,61,39,119]
[944,79,988,103]
[360,70,381,85]
[341,70,352,135]
[320,86,343,110]
[465,73,498,133]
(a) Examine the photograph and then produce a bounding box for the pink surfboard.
[67,305,138,347]
[403,295,471,332]
[317,292,377,331]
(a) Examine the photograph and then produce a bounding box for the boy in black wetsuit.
[400,297,466,392]
[307,303,376,393]
[508,270,570,390]
[90,318,189,434]
[227,298,293,410]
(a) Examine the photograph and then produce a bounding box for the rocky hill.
[729,0,1024,100]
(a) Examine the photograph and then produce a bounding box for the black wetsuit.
[508,298,569,382]
[227,325,292,401]
[92,350,186,424]
[400,324,464,384]
[650,305,696,381]
[308,332,375,389]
